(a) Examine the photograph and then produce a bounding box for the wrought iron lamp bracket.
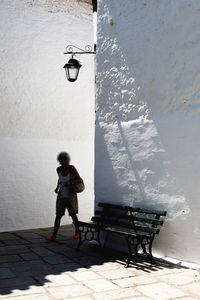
[64,45,96,56]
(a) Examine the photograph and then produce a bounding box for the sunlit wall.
[0,0,95,231]
[95,0,200,264]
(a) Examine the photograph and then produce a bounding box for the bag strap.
[69,165,83,181]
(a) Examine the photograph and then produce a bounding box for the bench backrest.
[92,202,167,236]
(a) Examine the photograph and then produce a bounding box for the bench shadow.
[0,225,187,297]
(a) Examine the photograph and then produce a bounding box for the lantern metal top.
[63,58,82,69]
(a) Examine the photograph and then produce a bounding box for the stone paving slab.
[180,298,199,300]
[92,287,141,299]
[45,244,72,254]
[159,270,200,285]
[16,232,42,239]
[69,270,102,281]
[123,297,151,300]
[0,244,28,253]
[43,254,73,265]
[96,268,134,280]
[47,284,92,299]
[64,297,93,300]
[20,252,41,261]
[112,274,157,288]
[83,278,119,292]
[88,261,122,271]
[0,225,200,300]
[1,294,50,300]
[35,273,76,287]
[0,268,16,279]
[136,282,187,299]
[0,254,22,263]
[0,276,37,289]
[72,255,103,266]
[31,246,56,257]
[60,247,91,258]
[0,285,46,299]
[28,242,54,248]
[9,260,52,273]
[3,239,30,246]
[0,233,19,240]
[29,238,47,244]
[182,282,200,296]
[53,262,86,273]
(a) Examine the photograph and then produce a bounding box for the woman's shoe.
[73,232,80,239]
[46,235,56,242]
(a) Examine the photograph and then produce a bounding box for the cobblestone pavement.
[0,225,200,300]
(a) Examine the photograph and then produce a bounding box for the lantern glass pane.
[68,67,78,80]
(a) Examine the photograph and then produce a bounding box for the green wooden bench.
[77,202,167,267]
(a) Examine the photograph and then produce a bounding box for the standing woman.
[46,152,83,241]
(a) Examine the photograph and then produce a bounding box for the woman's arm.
[54,167,60,193]
[54,179,60,194]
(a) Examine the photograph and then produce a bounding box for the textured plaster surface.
[0,0,92,19]
[95,0,200,264]
[0,0,94,231]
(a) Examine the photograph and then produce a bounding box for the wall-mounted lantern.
[63,58,82,82]
[63,45,95,82]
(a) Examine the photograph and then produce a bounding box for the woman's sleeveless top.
[58,172,70,198]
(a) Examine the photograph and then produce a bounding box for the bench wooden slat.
[133,216,163,225]
[99,202,167,216]
[103,226,137,236]
[126,206,167,216]
[91,216,134,229]
[98,202,126,210]
[135,224,159,234]
[77,221,98,228]
[92,216,159,234]
[95,210,163,225]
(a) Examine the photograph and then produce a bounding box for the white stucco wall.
[96,0,200,264]
[0,0,94,231]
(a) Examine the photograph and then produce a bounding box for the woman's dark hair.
[57,152,70,163]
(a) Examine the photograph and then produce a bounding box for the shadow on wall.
[95,118,190,219]
[95,120,123,206]
[95,116,193,259]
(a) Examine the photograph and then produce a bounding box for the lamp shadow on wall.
[95,115,191,257]
[95,120,123,206]
[116,119,146,204]
[95,109,189,218]
[116,117,189,215]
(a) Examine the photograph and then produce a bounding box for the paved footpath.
[0,225,199,300]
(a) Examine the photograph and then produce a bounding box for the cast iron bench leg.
[77,230,82,250]
[125,236,132,267]
[125,236,139,268]
[97,229,102,247]
[141,239,155,263]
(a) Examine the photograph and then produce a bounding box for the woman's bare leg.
[53,215,62,237]
[71,214,79,233]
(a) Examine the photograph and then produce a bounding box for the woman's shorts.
[56,194,78,217]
